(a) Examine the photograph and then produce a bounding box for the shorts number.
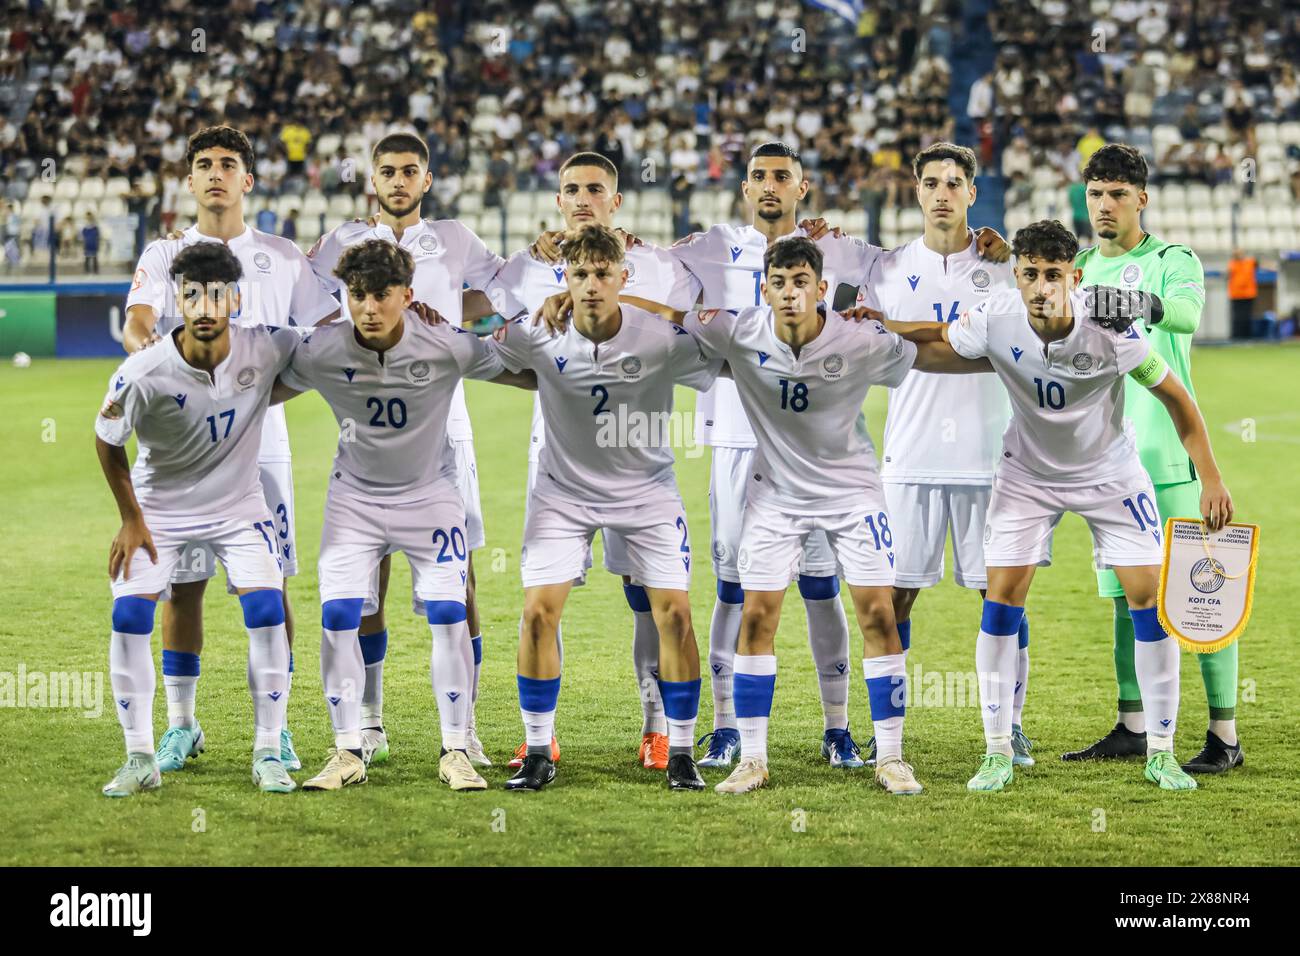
[1122,493,1159,530]
[275,502,289,539]
[432,527,468,563]
[675,515,690,552]
[253,519,275,553]
[366,397,408,428]
[779,378,809,412]
[206,409,235,442]
[1034,377,1066,410]
[863,512,892,549]
[591,384,609,416]
[932,301,960,323]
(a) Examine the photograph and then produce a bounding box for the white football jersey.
[947,287,1158,484]
[685,306,916,514]
[127,223,340,461]
[95,324,299,525]
[491,305,721,506]
[483,242,696,461]
[278,310,505,502]
[671,223,883,447]
[860,234,1013,484]
[308,218,505,441]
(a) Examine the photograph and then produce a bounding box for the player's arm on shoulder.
[272,332,314,401]
[681,307,737,359]
[974,226,1011,263]
[1138,357,1232,530]
[289,244,342,326]
[910,339,993,373]
[620,294,686,324]
[123,304,161,352]
[462,289,497,324]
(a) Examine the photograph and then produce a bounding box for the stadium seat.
[1278,121,1300,146]
[881,207,899,232]
[1184,184,1212,208]
[71,198,97,219]
[327,194,355,218]
[98,197,127,218]
[506,192,535,220]
[1238,203,1268,229]
[1191,228,1225,254]
[1161,183,1187,209]
[1210,206,1232,229]
[300,193,328,219]
[80,179,106,200]
[459,192,483,215]
[1163,208,1191,230]
[1242,227,1272,252]
[841,210,867,236]
[316,133,342,158]
[899,208,923,231]
[275,195,302,220]
[1269,228,1296,251]
[105,177,131,199]
[27,180,54,202]
[1255,123,1279,145]
[1211,184,1237,207]
[640,191,669,216]
[179,195,198,218]
[1143,208,1164,231]
[1266,205,1292,228]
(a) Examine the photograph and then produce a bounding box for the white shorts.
[521,478,692,591]
[738,495,897,591]
[452,438,485,551]
[111,501,285,601]
[527,438,598,585]
[172,458,296,584]
[710,445,837,581]
[984,464,1164,569]
[884,482,991,590]
[321,482,469,617]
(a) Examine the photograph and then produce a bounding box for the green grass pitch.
[1,344,1297,866]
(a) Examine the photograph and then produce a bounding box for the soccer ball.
[12,351,31,368]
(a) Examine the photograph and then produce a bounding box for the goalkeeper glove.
[1084,286,1164,332]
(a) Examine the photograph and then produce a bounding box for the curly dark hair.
[763,235,823,278]
[1081,143,1148,189]
[185,126,256,173]
[335,239,415,296]
[171,241,243,286]
[912,141,977,183]
[1012,220,1079,263]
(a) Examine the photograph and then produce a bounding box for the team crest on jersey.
[236,367,257,390]
[624,259,637,281]
[418,233,438,253]
[253,252,272,271]
[1071,352,1094,372]
[984,525,992,544]
[737,548,750,572]
[1122,264,1141,286]
[971,268,990,290]
[408,360,432,384]
[820,353,845,381]
[130,268,146,292]
[712,541,729,562]
[619,356,643,381]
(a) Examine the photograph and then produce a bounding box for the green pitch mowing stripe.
[0,346,1297,866]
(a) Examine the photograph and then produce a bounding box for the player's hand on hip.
[1201,482,1233,533]
[530,230,567,264]
[535,292,573,335]
[109,518,156,581]
[974,226,1011,263]
[839,306,885,323]
[798,217,841,240]
[410,300,446,326]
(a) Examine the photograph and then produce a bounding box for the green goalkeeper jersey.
[1077,233,1206,485]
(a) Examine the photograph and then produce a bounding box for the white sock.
[862,654,906,763]
[110,631,156,755]
[522,708,556,748]
[708,596,743,731]
[976,609,1020,757]
[1209,718,1237,746]
[362,659,384,728]
[164,675,197,729]
[321,624,364,752]
[1134,641,1179,754]
[804,596,850,732]
[733,654,777,764]
[470,634,482,704]
[632,611,667,735]
[247,622,290,754]
[430,619,472,751]
[1013,646,1029,727]
[1120,710,1146,734]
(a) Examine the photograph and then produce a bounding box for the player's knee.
[169,579,206,610]
[656,600,692,642]
[891,586,919,620]
[521,602,561,642]
[322,597,364,633]
[622,583,652,613]
[111,596,157,635]
[716,579,744,605]
[797,574,839,601]
[856,595,895,637]
[426,600,468,626]
[240,589,286,629]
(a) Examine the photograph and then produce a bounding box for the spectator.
[31,196,55,257]
[281,208,298,243]
[967,71,994,122]
[1069,179,1091,241]
[81,211,100,273]
[280,118,312,177]
[1075,126,1105,172]
[256,205,277,234]
[670,173,693,239]
[1227,249,1258,340]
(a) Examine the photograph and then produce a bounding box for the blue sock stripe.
[865,674,906,720]
[426,600,468,625]
[797,574,839,600]
[470,635,483,665]
[110,596,156,635]
[1131,607,1167,643]
[288,652,294,674]
[358,629,388,666]
[623,584,652,613]
[239,589,285,629]
[732,672,776,719]
[1018,613,1030,649]
[161,649,200,677]
[517,674,561,713]
[716,579,744,605]
[657,678,701,721]
[321,597,364,632]
[897,619,911,652]
[980,600,1024,637]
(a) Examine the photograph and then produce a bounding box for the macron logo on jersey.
[447,691,461,702]
[343,367,356,382]
[1010,346,1024,363]
[555,356,568,373]
[173,393,187,408]
[114,376,125,392]
[552,267,565,284]
[729,245,743,262]
[1125,324,1140,339]
[907,275,920,291]
[757,351,770,366]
